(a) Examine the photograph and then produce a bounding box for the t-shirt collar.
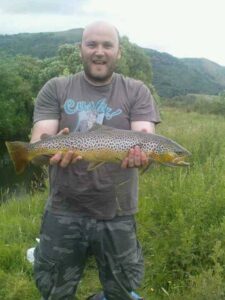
[82,71,115,87]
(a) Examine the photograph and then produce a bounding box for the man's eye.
[104,43,113,49]
[87,43,95,48]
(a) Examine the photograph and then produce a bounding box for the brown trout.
[5,124,191,174]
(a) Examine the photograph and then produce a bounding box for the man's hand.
[49,128,82,168]
[121,145,149,169]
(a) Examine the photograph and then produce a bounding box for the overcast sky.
[0,0,225,66]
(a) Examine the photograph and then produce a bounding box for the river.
[0,140,46,202]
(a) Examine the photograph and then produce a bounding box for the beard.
[82,60,117,84]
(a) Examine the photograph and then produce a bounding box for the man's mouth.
[93,60,106,65]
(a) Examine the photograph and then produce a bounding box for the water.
[0,140,46,202]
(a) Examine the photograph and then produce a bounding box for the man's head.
[80,21,121,85]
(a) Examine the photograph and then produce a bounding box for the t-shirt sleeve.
[33,78,61,124]
[130,83,161,124]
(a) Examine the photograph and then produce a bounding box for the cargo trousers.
[34,210,144,300]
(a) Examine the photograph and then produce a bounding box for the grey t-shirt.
[34,72,161,219]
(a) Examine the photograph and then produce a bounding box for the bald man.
[32,21,160,300]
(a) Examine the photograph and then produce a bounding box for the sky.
[0,0,225,66]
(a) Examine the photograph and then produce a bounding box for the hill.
[0,28,83,58]
[144,49,225,98]
[1,28,225,98]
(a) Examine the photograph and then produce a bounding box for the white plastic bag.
[26,238,40,264]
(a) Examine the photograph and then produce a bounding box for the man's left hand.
[121,145,148,168]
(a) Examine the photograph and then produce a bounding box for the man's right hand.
[49,128,82,168]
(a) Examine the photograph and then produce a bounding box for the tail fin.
[5,141,29,174]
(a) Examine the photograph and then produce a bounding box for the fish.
[5,124,191,174]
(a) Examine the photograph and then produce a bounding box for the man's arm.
[31,120,59,143]
[30,120,81,167]
[121,121,155,168]
[131,121,155,134]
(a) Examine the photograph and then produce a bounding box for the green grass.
[163,93,225,116]
[1,107,225,299]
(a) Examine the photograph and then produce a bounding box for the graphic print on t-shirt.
[64,98,122,132]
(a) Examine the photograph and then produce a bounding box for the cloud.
[0,0,86,15]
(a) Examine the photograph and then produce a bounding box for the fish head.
[145,135,191,166]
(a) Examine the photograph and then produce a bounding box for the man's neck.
[83,72,114,86]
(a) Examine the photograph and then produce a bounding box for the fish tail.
[5,141,30,174]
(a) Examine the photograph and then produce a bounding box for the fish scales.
[5,124,191,174]
[30,130,141,152]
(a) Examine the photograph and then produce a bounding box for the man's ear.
[117,45,122,60]
[78,43,82,58]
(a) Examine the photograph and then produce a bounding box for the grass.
[1,107,225,299]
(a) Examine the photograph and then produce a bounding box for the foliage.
[37,44,83,86]
[116,37,152,86]
[144,49,225,98]
[0,36,155,140]
[1,108,225,299]
[162,93,225,116]
[0,29,83,59]
[13,55,44,95]
[0,59,34,139]
[137,108,225,299]
[2,28,225,98]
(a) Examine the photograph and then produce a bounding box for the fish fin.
[161,162,177,167]
[139,161,154,175]
[31,154,52,166]
[89,123,116,132]
[87,161,105,171]
[40,133,52,140]
[162,162,190,167]
[5,141,29,174]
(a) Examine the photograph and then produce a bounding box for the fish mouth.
[172,155,190,166]
[159,150,191,167]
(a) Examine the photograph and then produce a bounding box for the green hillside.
[182,58,225,87]
[144,49,225,98]
[0,28,83,58]
[1,28,225,97]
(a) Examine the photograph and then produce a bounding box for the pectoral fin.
[31,154,52,166]
[139,160,154,175]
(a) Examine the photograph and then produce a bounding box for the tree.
[0,36,158,140]
[116,36,153,86]
[0,60,33,139]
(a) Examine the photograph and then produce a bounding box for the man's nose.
[95,45,104,55]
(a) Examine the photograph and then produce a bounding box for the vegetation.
[0,28,83,58]
[1,107,225,299]
[1,28,225,98]
[162,93,225,115]
[0,37,153,140]
[0,34,157,197]
[0,57,34,139]
[1,28,225,299]
[144,49,225,98]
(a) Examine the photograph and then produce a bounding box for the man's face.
[80,24,121,84]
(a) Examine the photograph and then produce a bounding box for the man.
[32,21,160,300]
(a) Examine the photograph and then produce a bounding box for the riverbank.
[1,108,225,299]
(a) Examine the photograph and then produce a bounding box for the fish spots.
[17,125,191,171]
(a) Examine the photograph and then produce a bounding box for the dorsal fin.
[88,123,116,132]
[40,133,52,140]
